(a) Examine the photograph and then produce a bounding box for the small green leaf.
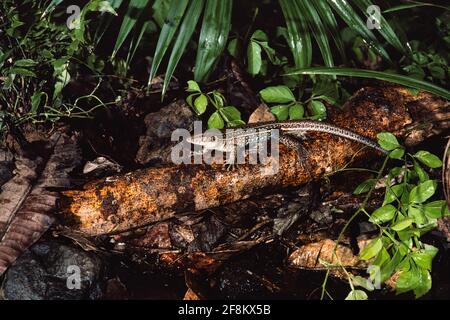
[14,59,37,67]
[423,201,448,219]
[354,179,376,195]
[30,92,44,114]
[270,105,290,121]
[10,67,36,77]
[220,106,241,122]
[391,218,413,231]
[383,184,404,205]
[187,80,201,93]
[288,103,304,120]
[377,132,400,151]
[193,94,208,115]
[186,94,195,108]
[409,180,437,204]
[411,245,438,271]
[408,205,427,225]
[414,161,429,183]
[259,86,296,103]
[309,100,326,117]
[247,41,262,76]
[413,268,432,298]
[396,267,421,295]
[414,150,443,168]
[207,111,224,129]
[389,148,404,159]
[351,275,374,291]
[251,29,268,42]
[345,290,368,300]
[360,238,383,261]
[369,204,396,224]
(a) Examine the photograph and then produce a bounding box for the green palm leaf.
[353,0,405,53]
[163,0,204,96]
[194,0,232,82]
[327,0,391,62]
[313,0,346,62]
[279,0,311,68]
[287,67,450,100]
[296,0,333,67]
[148,0,189,85]
[112,0,150,58]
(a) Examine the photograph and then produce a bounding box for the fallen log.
[61,86,449,236]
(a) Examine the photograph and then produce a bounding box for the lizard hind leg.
[280,134,312,176]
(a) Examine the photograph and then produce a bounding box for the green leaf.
[423,200,448,219]
[391,218,413,231]
[193,94,208,115]
[353,0,405,54]
[270,105,290,121]
[220,106,241,122]
[152,0,172,28]
[369,204,396,224]
[345,290,368,300]
[414,151,443,168]
[30,92,44,114]
[296,0,334,67]
[288,103,304,120]
[396,267,421,295]
[414,161,429,183]
[408,205,427,225]
[354,178,376,195]
[412,245,438,271]
[413,268,432,299]
[207,111,224,129]
[279,0,311,68]
[149,0,189,85]
[194,0,232,82]
[14,59,37,67]
[163,0,205,96]
[10,67,36,77]
[312,0,346,61]
[409,180,437,204]
[247,41,262,76]
[187,80,201,93]
[286,68,450,100]
[383,184,404,205]
[251,29,268,42]
[351,275,375,291]
[376,132,400,151]
[309,100,326,117]
[227,38,239,58]
[327,0,391,61]
[360,237,383,260]
[389,148,404,159]
[259,86,295,103]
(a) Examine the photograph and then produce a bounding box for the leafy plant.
[185,80,244,129]
[322,132,449,300]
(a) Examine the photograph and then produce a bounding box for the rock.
[1,241,103,300]
[135,99,196,165]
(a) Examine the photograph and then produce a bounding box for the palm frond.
[193,0,233,83]
[353,0,405,53]
[148,0,189,85]
[288,67,450,100]
[163,0,205,96]
[327,0,391,62]
[313,0,347,62]
[279,0,312,68]
[296,0,334,67]
[112,0,150,58]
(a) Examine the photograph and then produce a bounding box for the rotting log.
[61,86,449,236]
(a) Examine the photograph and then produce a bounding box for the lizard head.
[186,133,224,148]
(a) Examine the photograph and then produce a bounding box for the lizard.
[186,120,388,165]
